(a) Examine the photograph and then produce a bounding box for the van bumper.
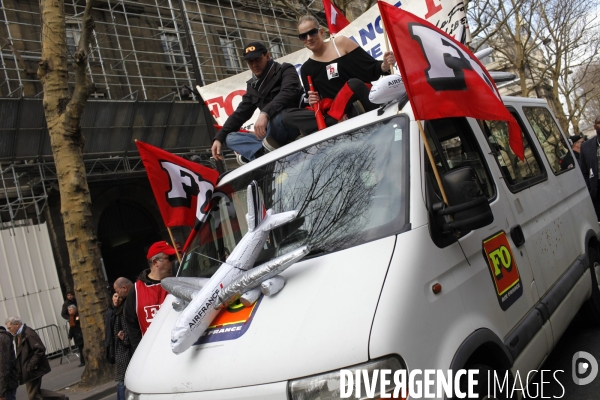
[127,381,288,400]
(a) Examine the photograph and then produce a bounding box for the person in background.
[210,41,303,165]
[105,293,120,366]
[0,323,18,400]
[579,116,600,220]
[123,242,174,352]
[60,292,76,321]
[282,15,395,135]
[107,287,131,400]
[570,134,584,160]
[5,317,68,400]
[67,305,85,367]
[113,277,133,301]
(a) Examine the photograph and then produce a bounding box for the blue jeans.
[225,112,300,160]
[117,381,126,400]
[3,388,16,400]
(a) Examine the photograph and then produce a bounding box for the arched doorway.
[97,200,162,283]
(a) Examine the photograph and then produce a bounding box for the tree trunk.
[38,0,112,386]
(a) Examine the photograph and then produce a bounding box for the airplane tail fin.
[246,180,266,231]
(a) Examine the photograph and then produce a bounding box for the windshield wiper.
[305,247,326,258]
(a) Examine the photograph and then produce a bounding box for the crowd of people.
[0,239,175,400]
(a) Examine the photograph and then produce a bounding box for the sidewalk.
[16,355,117,400]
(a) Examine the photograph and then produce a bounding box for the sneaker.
[262,136,281,152]
[235,153,249,166]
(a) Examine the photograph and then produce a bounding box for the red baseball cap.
[147,241,177,260]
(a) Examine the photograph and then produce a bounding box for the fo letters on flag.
[136,141,219,228]
[409,24,496,95]
[378,1,524,160]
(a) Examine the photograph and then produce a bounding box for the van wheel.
[581,248,600,326]
[461,364,514,400]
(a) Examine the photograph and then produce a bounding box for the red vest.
[135,280,168,335]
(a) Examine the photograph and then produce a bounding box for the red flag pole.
[307,76,327,130]
[416,120,449,205]
[167,227,182,263]
[383,30,395,75]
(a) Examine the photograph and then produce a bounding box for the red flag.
[378,2,524,160]
[323,0,350,35]
[136,141,219,228]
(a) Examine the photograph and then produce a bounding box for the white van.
[125,96,600,399]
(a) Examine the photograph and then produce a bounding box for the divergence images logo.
[572,351,599,385]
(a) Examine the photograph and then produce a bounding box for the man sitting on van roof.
[210,41,303,166]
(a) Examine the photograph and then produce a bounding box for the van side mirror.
[436,167,494,233]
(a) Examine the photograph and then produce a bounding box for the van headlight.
[124,389,141,400]
[288,356,405,400]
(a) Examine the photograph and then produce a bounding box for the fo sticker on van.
[194,296,262,345]
[483,231,523,311]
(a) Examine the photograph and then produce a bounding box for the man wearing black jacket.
[210,42,303,165]
[579,116,600,220]
[0,324,18,400]
[60,292,76,320]
[5,317,68,400]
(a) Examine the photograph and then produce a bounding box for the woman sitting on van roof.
[280,15,396,136]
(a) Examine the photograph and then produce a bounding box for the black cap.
[243,42,268,60]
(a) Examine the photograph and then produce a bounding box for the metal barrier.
[33,324,68,364]
[33,324,78,364]
[62,321,81,364]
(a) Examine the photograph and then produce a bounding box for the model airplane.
[162,181,309,354]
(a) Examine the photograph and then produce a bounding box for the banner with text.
[199,0,469,130]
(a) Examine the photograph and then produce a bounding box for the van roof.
[502,96,548,106]
[218,95,550,186]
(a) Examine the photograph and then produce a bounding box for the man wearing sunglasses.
[282,15,396,135]
[211,41,303,165]
[123,241,176,352]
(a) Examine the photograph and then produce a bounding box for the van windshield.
[180,115,410,278]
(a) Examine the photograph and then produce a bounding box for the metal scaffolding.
[0,163,48,228]
[0,0,308,100]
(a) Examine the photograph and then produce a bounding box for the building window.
[161,31,185,65]
[66,24,81,56]
[219,36,241,71]
[270,38,284,59]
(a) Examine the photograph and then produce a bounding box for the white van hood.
[126,236,396,394]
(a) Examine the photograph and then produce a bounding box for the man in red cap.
[123,241,176,352]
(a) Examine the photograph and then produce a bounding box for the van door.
[516,105,583,292]
[478,103,588,349]
[423,117,548,370]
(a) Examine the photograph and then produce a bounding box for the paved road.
[527,315,600,400]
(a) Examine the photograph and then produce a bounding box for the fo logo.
[245,46,256,53]
[483,231,523,311]
[488,245,513,278]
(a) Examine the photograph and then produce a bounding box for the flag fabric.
[323,0,350,35]
[136,141,219,228]
[378,1,524,160]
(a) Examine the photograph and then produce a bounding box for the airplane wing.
[161,277,210,302]
[216,245,310,308]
